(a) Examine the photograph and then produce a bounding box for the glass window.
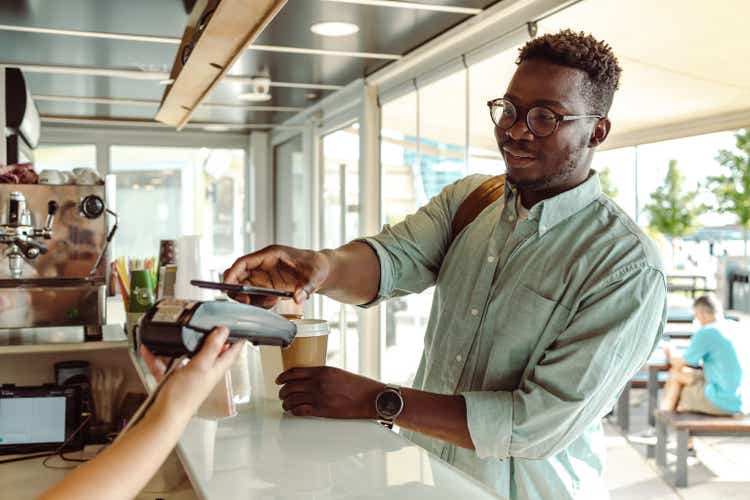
[380,91,434,387]
[381,92,419,226]
[34,144,97,172]
[634,131,742,265]
[418,70,467,202]
[274,135,309,247]
[636,132,737,227]
[468,47,518,175]
[591,146,637,219]
[320,124,360,372]
[110,146,245,277]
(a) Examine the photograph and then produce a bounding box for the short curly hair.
[517,29,622,115]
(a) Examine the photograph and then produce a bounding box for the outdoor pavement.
[605,387,750,499]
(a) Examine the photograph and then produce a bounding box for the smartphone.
[190,280,294,298]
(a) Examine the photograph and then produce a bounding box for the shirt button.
[456,354,462,362]
[540,225,546,232]
[471,308,479,316]
[507,215,514,222]
[487,255,496,263]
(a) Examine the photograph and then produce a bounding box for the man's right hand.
[223,245,331,308]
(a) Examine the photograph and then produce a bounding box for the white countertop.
[130,352,499,500]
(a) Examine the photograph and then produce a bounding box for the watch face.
[377,390,402,418]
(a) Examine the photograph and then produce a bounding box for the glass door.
[319,123,361,372]
[273,135,309,248]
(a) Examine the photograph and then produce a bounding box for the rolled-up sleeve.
[463,265,666,460]
[357,175,486,307]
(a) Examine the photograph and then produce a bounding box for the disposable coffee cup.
[281,320,329,370]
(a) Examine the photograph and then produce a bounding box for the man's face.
[693,306,713,326]
[494,60,600,191]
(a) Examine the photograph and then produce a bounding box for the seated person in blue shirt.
[661,295,748,416]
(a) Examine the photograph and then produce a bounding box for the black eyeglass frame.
[487,98,604,138]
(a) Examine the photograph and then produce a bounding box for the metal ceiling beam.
[3,62,343,90]
[250,44,400,60]
[40,114,305,130]
[320,0,482,15]
[0,24,401,60]
[32,94,304,112]
[367,0,576,89]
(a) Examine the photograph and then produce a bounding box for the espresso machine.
[0,183,115,341]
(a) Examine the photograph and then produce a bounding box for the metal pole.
[340,162,347,369]
[358,83,382,379]
[0,66,6,165]
[633,145,639,224]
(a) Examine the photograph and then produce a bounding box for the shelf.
[0,324,128,355]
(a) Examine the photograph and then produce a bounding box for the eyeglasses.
[487,98,603,138]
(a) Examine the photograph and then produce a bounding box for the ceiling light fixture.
[310,22,359,37]
[238,92,272,102]
[239,75,272,102]
[203,124,231,132]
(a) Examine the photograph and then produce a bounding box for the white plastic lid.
[291,319,329,337]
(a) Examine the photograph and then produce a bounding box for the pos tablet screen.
[0,384,83,455]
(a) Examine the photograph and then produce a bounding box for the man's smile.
[503,144,537,168]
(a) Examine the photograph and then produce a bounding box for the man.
[661,295,748,416]
[225,30,667,499]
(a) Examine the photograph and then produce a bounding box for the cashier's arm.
[39,328,242,500]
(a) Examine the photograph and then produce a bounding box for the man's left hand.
[276,366,385,419]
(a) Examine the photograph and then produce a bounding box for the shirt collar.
[505,171,602,236]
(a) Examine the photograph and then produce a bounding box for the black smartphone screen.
[190,280,293,298]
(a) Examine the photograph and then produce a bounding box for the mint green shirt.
[360,172,667,499]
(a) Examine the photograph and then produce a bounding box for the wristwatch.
[375,384,404,429]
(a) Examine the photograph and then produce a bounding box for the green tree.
[644,159,704,258]
[707,129,750,256]
[598,166,619,199]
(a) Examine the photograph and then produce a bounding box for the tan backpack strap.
[450,174,506,245]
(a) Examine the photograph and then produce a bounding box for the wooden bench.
[654,410,750,487]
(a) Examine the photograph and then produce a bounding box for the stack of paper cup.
[230,341,252,404]
[174,235,213,301]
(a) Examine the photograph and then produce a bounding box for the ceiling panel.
[24,73,167,101]
[0,0,500,129]
[229,49,359,85]
[539,0,750,141]
[0,0,188,37]
[36,100,278,125]
[24,72,331,120]
[0,31,177,72]
[37,101,160,121]
[255,1,474,68]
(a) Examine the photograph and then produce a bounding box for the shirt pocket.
[485,285,571,386]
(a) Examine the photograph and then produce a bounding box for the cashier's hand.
[224,245,331,308]
[140,327,243,420]
[277,366,385,419]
